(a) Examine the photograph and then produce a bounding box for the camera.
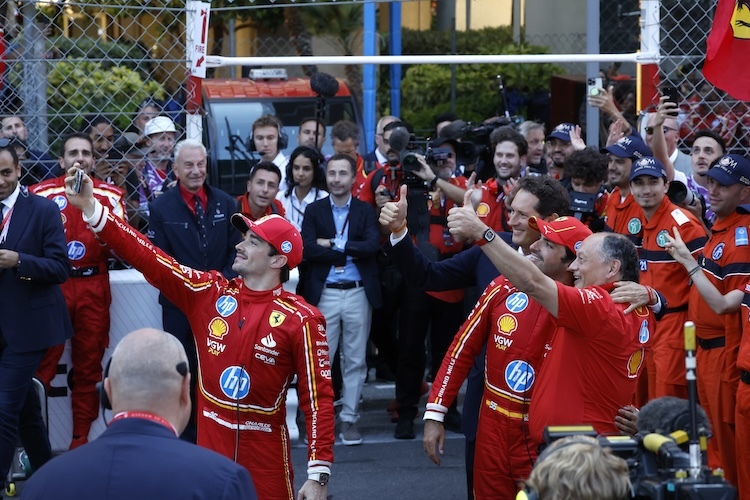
[667,180,697,207]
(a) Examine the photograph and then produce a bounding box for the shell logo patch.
[269,311,286,327]
[627,348,645,378]
[208,317,229,340]
[476,202,490,217]
[497,314,518,336]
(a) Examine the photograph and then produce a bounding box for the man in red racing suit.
[422,216,584,499]
[65,170,335,500]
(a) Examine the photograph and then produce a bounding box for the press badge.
[736,227,749,246]
[334,266,344,274]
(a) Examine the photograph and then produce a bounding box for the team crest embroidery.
[269,311,286,327]
[208,317,229,340]
[628,218,641,234]
[656,230,670,248]
[215,296,238,317]
[712,243,725,261]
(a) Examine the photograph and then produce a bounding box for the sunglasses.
[645,126,677,135]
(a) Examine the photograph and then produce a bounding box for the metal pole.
[389,2,402,119]
[450,17,456,114]
[363,2,376,151]
[585,0,600,147]
[228,18,236,79]
[21,0,48,150]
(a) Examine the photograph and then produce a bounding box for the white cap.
[144,116,176,136]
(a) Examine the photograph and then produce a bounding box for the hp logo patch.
[505,292,529,313]
[219,366,250,400]
[639,320,650,344]
[67,241,86,261]
[712,243,725,261]
[505,360,535,393]
[215,296,238,317]
[52,195,67,210]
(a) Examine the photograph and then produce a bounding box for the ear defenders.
[247,119,289,153]
[97,358,189,411]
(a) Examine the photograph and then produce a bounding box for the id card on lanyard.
[334,213,350,274]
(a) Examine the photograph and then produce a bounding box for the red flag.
[703,0,750,100]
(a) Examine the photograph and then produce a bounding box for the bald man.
[23,329,257,500]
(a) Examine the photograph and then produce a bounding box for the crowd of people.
[1,82,749,499]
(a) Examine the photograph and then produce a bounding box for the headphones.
[516,437,599,500]
[247,118,289,153]
[96,357,189,411]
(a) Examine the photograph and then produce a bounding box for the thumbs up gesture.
[447,188,488,244]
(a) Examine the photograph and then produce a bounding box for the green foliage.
[392,27,564,131]
[48,37,151,79]
[46,60,165,140]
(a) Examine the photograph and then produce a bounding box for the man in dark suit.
[0,140,73,489]
[302,153,381,446]
[22,328,257,499]
[147,138,241,442]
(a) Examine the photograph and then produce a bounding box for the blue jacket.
[0,188,72,352]
[23,418,257,500]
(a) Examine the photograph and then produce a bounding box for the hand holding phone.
[73,169,84,194]
[662,86,680,117]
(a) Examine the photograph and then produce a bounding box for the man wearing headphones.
[23,328,257,499]
[251,115,289,189]
[63,170,335,500]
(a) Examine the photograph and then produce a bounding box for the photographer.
[389,139,470,440]
[564,148,609,230]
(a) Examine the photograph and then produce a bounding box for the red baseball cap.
[231,214,303,269]
[528,216,592,255]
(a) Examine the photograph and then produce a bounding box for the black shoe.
[375,366,396,382]
[444,407,462,433]
[394,417,415,440]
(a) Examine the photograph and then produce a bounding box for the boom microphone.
[637,396,711,439]
[439,120,471,140]
[388,126,411,152]
[310,72,339,98]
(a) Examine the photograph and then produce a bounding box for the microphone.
[637,396,711,439]
[439,120,471,140]
[641,433,691,469]
[310,72,339,98]
[388,126,411,152]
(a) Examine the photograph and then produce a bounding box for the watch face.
[484,229,495,242]
[319,473,329,485]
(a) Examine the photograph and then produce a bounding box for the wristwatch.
[476,228,496,247]
[309,472,329,486]
[329,238,336,248]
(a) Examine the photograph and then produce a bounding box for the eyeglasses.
[645,126,677,135]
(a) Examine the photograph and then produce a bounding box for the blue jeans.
[0,341,50,483]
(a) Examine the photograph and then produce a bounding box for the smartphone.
[662,86,680,116]
[587,77,603,97]
[73,169,84,194]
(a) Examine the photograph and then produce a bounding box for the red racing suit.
[737,281,750,496]
[638,197,706,399]
[84,201,335,500]
[530,282,655,443]
[689,211,750,485]
[425,277,555,499]
[31,176,126,443]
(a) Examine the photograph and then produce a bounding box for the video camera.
[539,426,736,499]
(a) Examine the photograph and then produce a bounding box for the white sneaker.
[339,422,363,446]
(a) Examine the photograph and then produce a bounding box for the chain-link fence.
[660,0,749,155]
[3,1,187,232]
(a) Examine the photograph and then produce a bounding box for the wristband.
[687,265,702,277]
[429,176,439,189]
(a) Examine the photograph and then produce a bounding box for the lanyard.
[338,213,350,238]
[0,205,14,243]
[111,411,179,436]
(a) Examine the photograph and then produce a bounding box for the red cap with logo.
[528,216,592,255]
[231,214,303,269]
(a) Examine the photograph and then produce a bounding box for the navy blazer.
[301,196,382,309]
[0,188,72,352]
[148,183,241,309]
[22,418,257,500]
[383,231,515,441]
